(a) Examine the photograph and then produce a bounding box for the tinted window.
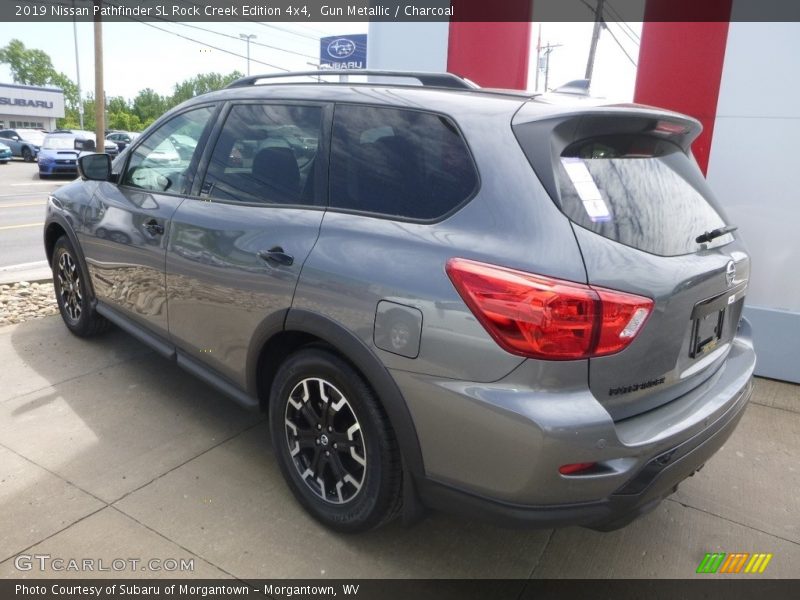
[554,135,731,256]
[329,105,477,220]
[201,104,322,206]
[121,106,214,194]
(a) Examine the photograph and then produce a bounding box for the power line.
[98,1,291,73]
[608,20,640,48]
[602,21,638,67]
[603,6,641,47]
[175,0,321,42]
[604,0,641,42]
[167,20,319,60]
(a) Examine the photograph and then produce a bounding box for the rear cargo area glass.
[553,135,730,256]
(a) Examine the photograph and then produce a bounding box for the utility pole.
[72,0,83,129]
[541,42,562,92]
[93,0,104,145]
[585,0,605,81]
[239,34,257,76]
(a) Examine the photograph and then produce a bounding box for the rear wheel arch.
[252,309,425,479]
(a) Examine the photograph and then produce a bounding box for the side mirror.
[12,135,20,141]
[78,153,111,181]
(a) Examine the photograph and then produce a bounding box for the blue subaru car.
[38,132,118,178]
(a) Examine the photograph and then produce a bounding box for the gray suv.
[43,71,755,532]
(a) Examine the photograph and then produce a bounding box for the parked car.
[0,141,11,164]
[106,131,139,152]
[43,71,755,533]
[0,128,45,161]
[38,131,118,178]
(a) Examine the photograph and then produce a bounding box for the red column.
[447,1,532,90]
[634,0,732,173]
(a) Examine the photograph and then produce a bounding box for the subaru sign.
[320,34,367,70]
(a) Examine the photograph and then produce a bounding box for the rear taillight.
[445,258,653,360]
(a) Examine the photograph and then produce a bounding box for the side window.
[121,106,214,194]
[201,104,322,206]
[330,105,478,220]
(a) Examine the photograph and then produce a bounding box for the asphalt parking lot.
[0,315,798,580]
[0,160,70,284]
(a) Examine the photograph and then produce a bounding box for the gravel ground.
[0,281,59,326]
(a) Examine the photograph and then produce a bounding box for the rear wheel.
[269,348,402,532]
[21,147,33,162]
[52,236,110,337]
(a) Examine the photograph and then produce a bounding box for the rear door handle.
[143,219,164,235]
[258,247,294,267]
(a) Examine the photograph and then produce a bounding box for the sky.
[0,20,641,102]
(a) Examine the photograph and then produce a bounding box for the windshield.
[42,136,76,150]
[17,129,45,145]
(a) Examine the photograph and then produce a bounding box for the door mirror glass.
[78,153,111,181]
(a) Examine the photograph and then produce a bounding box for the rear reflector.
[559,462,597,475]
[446,258,653,360]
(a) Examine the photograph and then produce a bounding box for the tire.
[22,146,33,162]
[38,172,49,179]
[269,348,403,532]
[52,236,111,337]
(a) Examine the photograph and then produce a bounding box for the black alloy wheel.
[269,348,402,532]
[284,376,368,505]
[52,236,110,337]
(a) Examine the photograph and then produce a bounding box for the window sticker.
[561,157,611,222]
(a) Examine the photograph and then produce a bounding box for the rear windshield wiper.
[696,225,738,244]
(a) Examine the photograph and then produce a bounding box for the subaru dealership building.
[0,82,65,131]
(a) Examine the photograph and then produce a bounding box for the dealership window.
[329,105,478,220]
[8,120,43,129]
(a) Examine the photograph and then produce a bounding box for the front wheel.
[22,147,33,162]
[52,236,110,337]
[269,348,402,532]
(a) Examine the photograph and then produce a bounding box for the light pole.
[239,34,256,76]
[72,0,84,129]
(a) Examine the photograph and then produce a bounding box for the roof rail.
[225,70,478,91]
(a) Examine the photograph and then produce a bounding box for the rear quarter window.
[329,105,478,221]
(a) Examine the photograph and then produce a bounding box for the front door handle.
[143,219,164,235]
[258,247,294,267]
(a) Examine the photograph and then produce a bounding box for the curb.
[0,266,51,286]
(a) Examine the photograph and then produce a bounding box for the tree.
[0,39,56,85]
[2,39,245,133]
[0,39,81,122]
[132,88,167,124]
[170,71,243,107]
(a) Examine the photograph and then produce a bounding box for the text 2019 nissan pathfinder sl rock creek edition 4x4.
[43,71,755,532]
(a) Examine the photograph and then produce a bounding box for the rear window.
[329,105,478,221]
[550,134,731,256]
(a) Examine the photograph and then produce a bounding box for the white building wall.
[367,22,449,72]
[706,18,800,382]
[0,83,65,131]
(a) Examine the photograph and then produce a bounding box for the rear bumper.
[416,375,750,530]
[397,320,756,528]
